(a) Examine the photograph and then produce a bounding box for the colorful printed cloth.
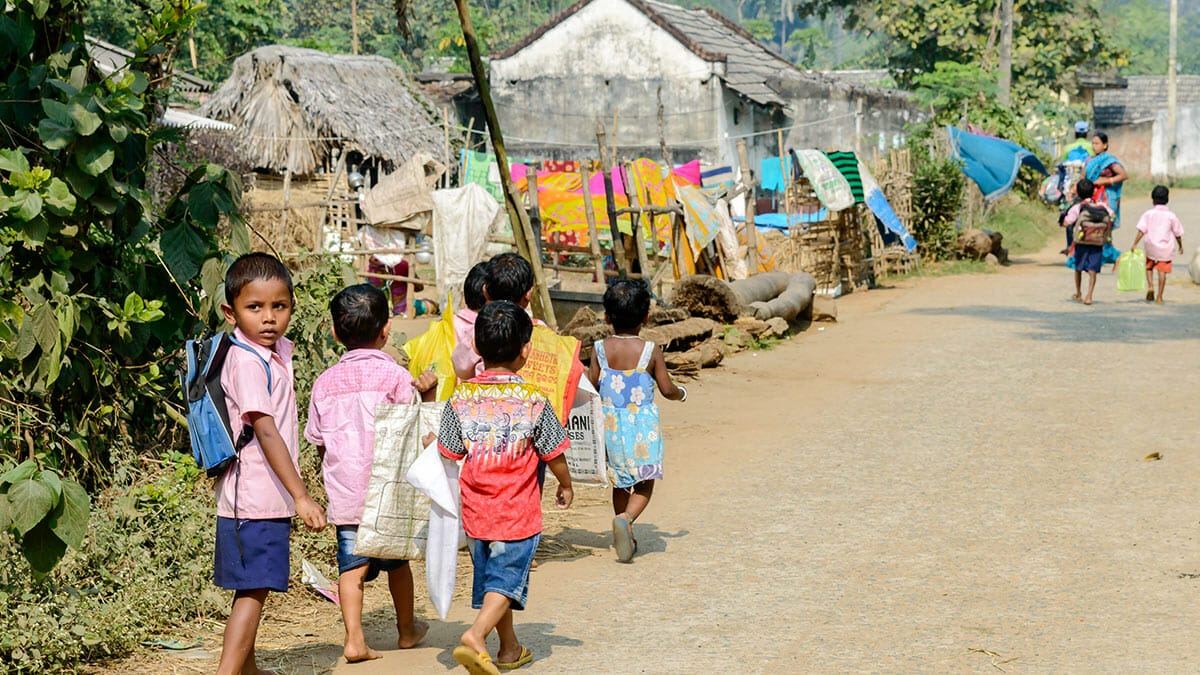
[859,161,917,251]
[438,373,569,540]
[676,183,722,254]
[595,340,663,489]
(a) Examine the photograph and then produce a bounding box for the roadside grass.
[979,198,1060,255]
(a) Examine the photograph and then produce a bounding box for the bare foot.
[530,558,539,570]
[1083,298,1093,305]
[1071,293,1082,302]
[398,618,428,649]
[344,646,383,663]
[460,628,488,655]
[1156,299,1164,305]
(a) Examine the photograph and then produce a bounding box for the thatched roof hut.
[201,45,443,175]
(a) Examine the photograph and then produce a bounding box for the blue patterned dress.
[595,340,663,489]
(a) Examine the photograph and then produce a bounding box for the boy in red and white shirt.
[439,301,573,674]
[1131,185,1185,304]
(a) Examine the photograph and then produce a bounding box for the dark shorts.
[335,525,409,582]
[1074,244,1104,273]
[469,534,540,611]
[214,517,290,592]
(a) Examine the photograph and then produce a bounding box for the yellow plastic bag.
[1116,249,1147,292]
[402,312,457,401]
[517,326,584,423]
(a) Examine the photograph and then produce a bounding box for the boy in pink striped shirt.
[305,284,436,663]
[1131,185,1185,304]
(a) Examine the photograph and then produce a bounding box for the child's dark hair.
[464,262,488,311]
[603,278,652,332]
[475,300,533,364]
[1075,178,1095,200]
[485,252,534,303]
[1152,184,1170,205]
[330,283,388,349]
[225,253,293,304]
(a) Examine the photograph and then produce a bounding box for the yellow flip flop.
[497,646,534,670]
[453,646,501,675]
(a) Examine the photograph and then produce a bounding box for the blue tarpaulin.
[947,125,1048,202]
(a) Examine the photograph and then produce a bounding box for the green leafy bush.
[911,153,966,261]
[0,455,224,673]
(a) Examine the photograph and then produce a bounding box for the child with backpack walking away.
[1131,185,1185,304]
[439,301,574,674]
[304,284,438,663]
[1064,178,1114,306]
[587,279,686,563]
[214,253,326,675]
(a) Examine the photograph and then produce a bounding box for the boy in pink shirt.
[214,253,326,675]
[1131,185,1185,304]
[305,284,436,662]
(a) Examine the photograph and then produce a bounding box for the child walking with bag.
[587,279,686,563]
[1131,185,1185,304]
[214,253,327,675]
[1064,178,1114,306]
[439,301,575,674]
[304,284,437,663]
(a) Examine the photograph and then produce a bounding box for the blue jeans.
[468,533,540,611]
[336,525,409,582]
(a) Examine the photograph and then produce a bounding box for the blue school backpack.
[181,332,272,477]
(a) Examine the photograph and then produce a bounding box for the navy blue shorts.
[1074,243,1103,273]
[469,534,540,611]
[336,525,409,582]
[214,517,290,592]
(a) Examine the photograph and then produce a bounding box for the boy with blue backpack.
[207,253,325,675]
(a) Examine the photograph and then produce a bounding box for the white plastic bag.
[1189,246,1200,285]
[564,379,608,487]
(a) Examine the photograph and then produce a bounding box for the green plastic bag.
[1116,249,1147,292]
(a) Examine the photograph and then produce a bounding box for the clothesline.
[453,111,860,147]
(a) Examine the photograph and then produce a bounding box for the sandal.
[496,646,534,670]
[453,646,500,675]
[612,516,635,563]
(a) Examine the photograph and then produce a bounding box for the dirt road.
[171,192,1200,673]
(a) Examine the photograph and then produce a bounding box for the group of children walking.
[1066,182,1184,305]
[210,251,683,675]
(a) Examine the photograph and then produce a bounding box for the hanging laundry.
[858,161,917,251]
[759,155,793,192]
[460,149,504,201]
[701,164,736,202]
[793,149,855,211]
[824,151,865,204]
[675,184,722,255]
[542,159,580,173]
[946,125,1048,202]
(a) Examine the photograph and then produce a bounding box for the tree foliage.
[1,0,244,571]
[803,0,1127,104]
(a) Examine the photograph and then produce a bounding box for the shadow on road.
[907,302,1199,343]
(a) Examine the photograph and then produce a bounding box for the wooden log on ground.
[747,272,815,321]
[669,274,742,322]
[646,305,689,327]
[728,271,790,309]
[640,317,715,351]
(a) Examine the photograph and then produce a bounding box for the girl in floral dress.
[587,279,686,562]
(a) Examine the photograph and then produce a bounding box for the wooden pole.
[622,162,652,278]
[737,139,758,274]
[280,166,293,242]
[657,85,673,167]
[1168,0,1179,184]
[453,0,556,329]
[778,128,793,236]
[526,165,544,262]
[579,165,605,283]
[351,0,360,55]
[997,0,1012,106]
[442,107,451,189]
[596,125,627,278]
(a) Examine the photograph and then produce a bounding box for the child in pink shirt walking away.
[450,262,488,381]
[214,254,326,675]
[305,284,437,662]
[1131,185,1185,304]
